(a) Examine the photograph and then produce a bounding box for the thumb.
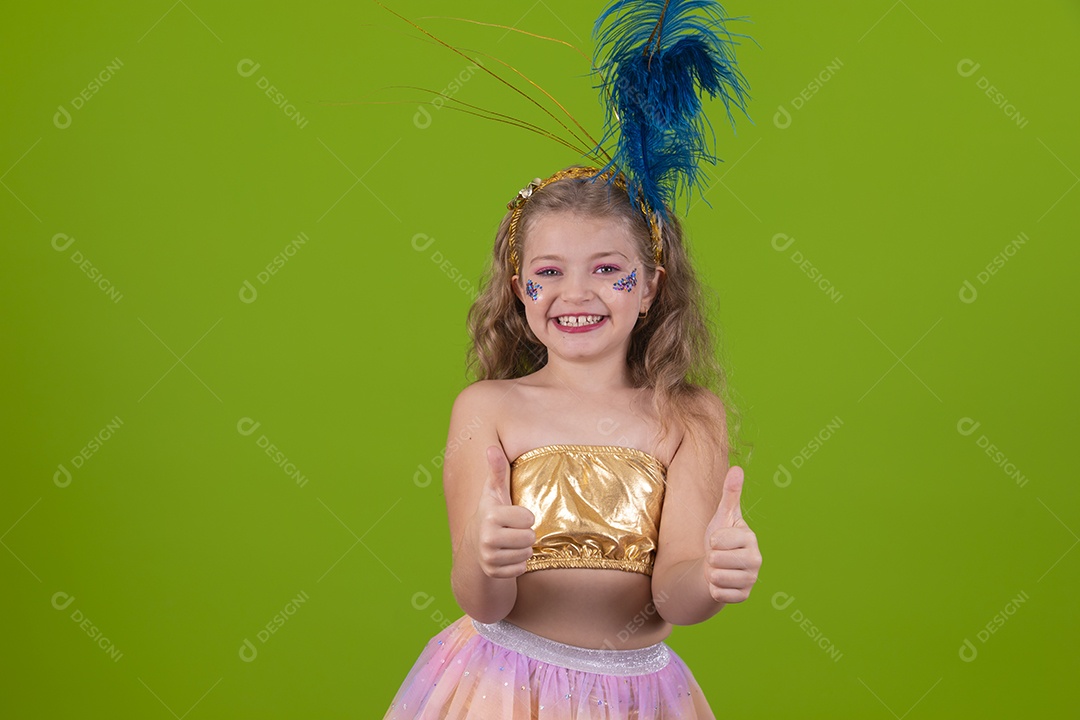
[485,445,512,505]
[713,466,746,528]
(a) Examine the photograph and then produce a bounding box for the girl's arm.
[443,381,536,623]
[651,390,761,625]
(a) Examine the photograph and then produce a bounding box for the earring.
[638,306,649,319]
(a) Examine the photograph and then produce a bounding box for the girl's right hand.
[473,445,536,579]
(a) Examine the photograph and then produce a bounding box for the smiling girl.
[383,166,761,719]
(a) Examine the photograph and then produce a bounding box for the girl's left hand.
[703,466,762,604]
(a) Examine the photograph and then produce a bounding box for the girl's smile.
[552,314,608,332]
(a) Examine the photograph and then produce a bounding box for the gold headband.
[506,167,663,276]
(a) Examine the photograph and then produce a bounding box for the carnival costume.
[380,1,752,716]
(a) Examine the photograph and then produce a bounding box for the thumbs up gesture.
[704,466,762,604]
[474,445,537,579]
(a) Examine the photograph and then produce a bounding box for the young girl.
[383,165,762,718]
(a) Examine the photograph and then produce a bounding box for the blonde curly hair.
[466,167,747,462]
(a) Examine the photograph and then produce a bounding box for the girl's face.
[511,211,660,363]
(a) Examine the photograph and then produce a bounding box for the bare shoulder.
[663,384,727,437]
[670,384,728,465]
[685,385,727,424]
[447,378,526,447]
[449,378,515,420]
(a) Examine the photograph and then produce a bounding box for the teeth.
[556,315,603,327]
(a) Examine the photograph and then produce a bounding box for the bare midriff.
[504,567,671,650]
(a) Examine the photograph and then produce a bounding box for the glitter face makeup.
[612,269,637,293]
[526,278,542,302]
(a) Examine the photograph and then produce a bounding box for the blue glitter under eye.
[613,269,637,293]
[526,279,542,302]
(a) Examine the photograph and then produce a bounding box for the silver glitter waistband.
[471,618,670,676]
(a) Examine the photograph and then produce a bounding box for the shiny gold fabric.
[510,444,667,576]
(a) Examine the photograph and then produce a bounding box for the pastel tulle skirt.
[383,615,715,719]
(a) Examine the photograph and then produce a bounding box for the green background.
[2,1,1077,717]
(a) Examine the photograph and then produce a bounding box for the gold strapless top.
[510,444,667,576]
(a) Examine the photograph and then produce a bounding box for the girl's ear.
[643,266,665,308]
[510,274,525,305]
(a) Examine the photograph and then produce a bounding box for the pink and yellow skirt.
[383,615,715,719]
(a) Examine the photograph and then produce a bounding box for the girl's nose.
[562,270,596,301]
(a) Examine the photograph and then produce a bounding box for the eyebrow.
[528,251,629,263]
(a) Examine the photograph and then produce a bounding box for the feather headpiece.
[366,0,753,270]
[591,0,752,220]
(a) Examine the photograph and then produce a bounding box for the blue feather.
[591,0,753,220]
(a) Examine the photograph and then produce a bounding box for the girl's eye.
[531,265,620,276]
